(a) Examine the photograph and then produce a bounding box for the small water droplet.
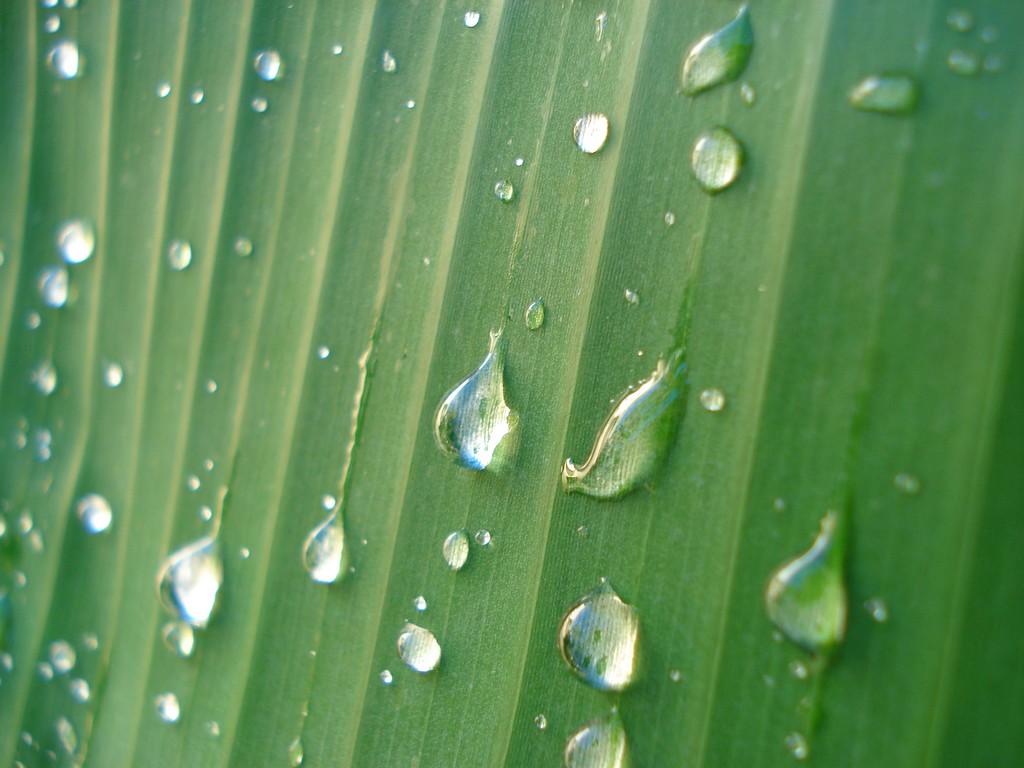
[679,5,753,96]
[405,99,416,109]
[525,299,546,330]
[474,529,492,547]
[44,15,60,33]
[434,330,515,471]
[562,349,686,499]
[155,692,181,724]
[156,81,171,98]
[18,511,33,535]
[848,73,918,114]
[49,640,76,674]
[288,736,304,766]
[740,81,756,105]
[239,546,250,559]
[864,597,889,623]
[557,581,639,691]
[320,494,337,511]
[75,493,112,534]
[494,180,515,201]
[979,25,999,44]
[765,511,847,654]
[379,669,393,685]
[156,532,223,628]
[382,50,397,73]
[595,11,607,42]
[893,473,920,495]
[47,40,81,79]
[55,716,78,754]
[190,87,205,104]
[785,731,809,760]
[788,658,809,679]
[167,239,192,271]
[946,9,975,33]
[515,157,524,167]
[56,218,95,264]
[102,361,124,387]
[186,474,201,492]
[161,621,195,658]
[205,379,218,394]
[947,49,981,76]
[691,126,745,194]
[464,10,481,28]
[669,668,682,683]
[81,632,99,651]
[38,661,55,681]
[302,511,345,584]
[39,266,69,308]
[573,113,610,154]
[41,0,60,7]
[413,595,427,612]
[663,211,676,226]
[0,652,12,674]
[442,530,470,571]
[316,345,330,359]
[774,497,787,513]
[397,623,441,673]
[534,713,548,730]
[69,677,90,703]
[205,720,220,737]
[253,49,283,81]
[331,43,344,56]
[982,53,1005,73]
[30,361,58,396]
[623,288,639,306]
[26,310,42,330]
[564,713,630,768]
[699,387,726,412]
[251,96,268,113]
[34,428,52,462]
[198,505,213,522]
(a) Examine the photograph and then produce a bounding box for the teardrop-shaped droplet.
[253,49,283,81]
[434,330,515,471]
[848,73,918,114]
[562,349,686,499]
[679,5,753,97]
[39,266,69,308]
[167,239,192,271]
[302,511,345,584]
[156,534,223,628]
[573,113,610,154]
[765,510,847,654]
[155,692,181,724]
[161,620,195,658]
[397,622,441,673]
[75,493,112,534]
[442,530,470,571]
[691,127,744,194]
[564,712,630,768]
[47,39,81,79]
[56,218,95,264]
[557,581,639,691]
[288,736,304,766]
[525,299,546,331]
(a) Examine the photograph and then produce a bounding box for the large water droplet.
[56,218,95,264]
[47,40,81,79]
[434,330,515,471]
[161,620,195,658]
[302,511,345,584]
[463,10,481,28]
[75,493,112,534]
[253,49,283,81]
[156,532,223,628]
[39,266,69,308]
[49,640,76,674]
[525,299,546,331]
[442,530,470,571]
[564,713,630,768]
[167,239,192,271]
[679,5,753,97]
[494,180,515,201]
[691,127,744,194]
[397,623,441,672]
[765,511,847,654]
[848,73,918,114]
[155,692,181,724]
[573,113,610,154]
[30,361,58,396]
[562,349,686,499]
[557,581,639,691]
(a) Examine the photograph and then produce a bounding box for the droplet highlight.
[573,113,610,154]
[564,713,630,768]
[397,623,441,673]
[49,640,76,674]
[463,10,480,28]
[864,597,889,623]
[679,5,753,97]
[557,580,639,691]
[848,73,918,115]
[785,731,809,760]
[156,531,223,629]
[75,493,112,534]
[691,127,744,194]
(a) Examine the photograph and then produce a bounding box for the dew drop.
[624,288,639,306]
[302,511,345,584]
[161,620,195,658]
[316,345,330,360]
[205,379,218,394]
[49,640,76,674]
[663,211,676,226]
[947,49,981,76]
[288,736,304,766]
[785,731,809,760]
[982,53,1005,74]
[788,658,809,680]
[534,713,548,730]
[81,632,99,651]
[102,361,123,387]
[691,127,744,194]
[979,25,999,44]
[699,387,726,412]
[433,330,515,471]
[848,73,918,114]
[564,713,630,768]
[331,43,344,56]
[198,505,213,522]
[442,530,470,571]
[679,5,753,97]
[397,623,441,673]
[206,720,221,737]
[69,677,90,703]
[251,96,268,113]
[56,218,95,264]
[382,50,397,73]
[234,236,253,256]
[26,311,42,330]
[156,81,172,99]
[44,15,60,33]
[557,580,639,691]
[573,113,610,154]
[669,668,682,683]
[494,180,515,201]
[474,529,492,547]
[155,692,180,724]
[186,474,201,492]
[463,10,480,28]
[75,493,112,534]
[47,40,81,79]
[38,661,54,681]
[320,494,337,511]
[189,87,205,104]
[253,49,283,81]
[765,511,847,654]
[946,9,975,33]
[413,595,427,612]
[379,669,393,685]
[525,299,546,330]
[562,349,686,499]
[55,716,77,755]
[893,472,920,495]
[39,266,69,308]
[864,597,889,623]
[515,157,525,167]
[167,239,192,271]
[740,81,756,105]
[156,532,223,628]
[30,361,58,396]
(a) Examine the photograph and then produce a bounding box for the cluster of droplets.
[945,9,1005,76]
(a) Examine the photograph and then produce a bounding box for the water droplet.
[515,157,525,167]
[302,511,344,584]
[39,266,69,308]
[557,581,639,691]
[893,472,920,495]
[167,239,192,271]
[788,658,808,679]
[595,11,607,42]
[774,497,787,513]
[848,73,918,114]
[947,49,981,76]
[156,532,223,628]
[740,81,756,104]
[69,677,90,703]
[288,736,304,766]
[0,652,12,674]
[562,349,686,499]
[494,180,515,201]
[26,310,42,330]
[38,661,55,680]
[161,620,195,658]
[573,113,610,154]
[49,640,76,674]
[379,669,393,685]
[18,511,33,535]
[189,87,205,104]
[331,43,344,56]
[691,127,744,194]
[397,623,441,673]
[56,218,95,264]
[156,81,171,98]
[564,713,630,768]
[434,330,515,470]
[206,720,221,737]
[239,546,250,559]
[413,595,427,612]
[525,299,546,330]
[785,731,809,760]
[474,529,492,547]
[679,5,753,96]
[30,361,58,396]
[946,9,975,33]
[81,632,99,651]
[669,668,682,683]
[155,692,180,724]
[663,211,676,226]
[44,15,60,33]
[699,387,726,412]
[464,10,480,28]
[205,379,218,394]
[982,53,1005,73]
[765,511,847,654]
[320,494,337,511]
[979,25,999,44]
[251,96,268,113]
[75,493,112,534]
[55,716,77,754]
[47,40,81,79]
[198,505,213,522]
[186,474,201,492]
[623,289,639,306]
[103,361,124,387]
[442,530,470,571]
[864,597,889,623]
[382,50,397,73]
[253,49,283,81]
[405,99,416,109]
[316,345,330,360]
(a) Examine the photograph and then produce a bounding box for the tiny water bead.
[229,234,250,255]
[47,40,81,79]
[156,530,223,628]
[848,73,918,115]
[321,494,337,511]
[494,180,515,201]
[669,668,682,683]
[155,692,181,724]
[379,669,393,685]
[557,580,639,691]
[534,714,548,731]
[69,677,90,703]
[525,299,546,330]
[316,345,330,360]
[785,731,809,760]
[564,713,630,768]
[288,736,305,766]
[251,96,268,113]
[206,721,221,737]
[679,4,753,97]
[382,49,397,73]
[331,43,344,55]
[56,218,95,264]
[573,113,610,154]
[30,361,58,396]
[765,511,847,654]
[562,349,686,499]
[434,330,515,471]
[167,239,192,271]
[56,716,78,755]
[413,595,427,612]
[253,49,284,81]
[691,127,744,194]
[44,15,60,33]
[699,387,726,412]
[474,529,492,547]
[893,472,920,495]
[397,623,441,673]
[442,530,470,571]
[947,49,981,76]
[864,597,889,623]
[788,659,808,680]
[740,81,756,105]
[161,621,196,658]
[187,474,201,491]
[946,8,975,33]
[156,81,172,98]
[190,87,205,104]
[75,493,112,534]
[302,511,345,584]
[38,661,55,681]
[82,632,99,651]
[463,10,481,28]
[49,640,76,675]
[39,266,69,308]
[624,288,639,306]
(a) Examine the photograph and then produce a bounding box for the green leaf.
[1,1,1022,766]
